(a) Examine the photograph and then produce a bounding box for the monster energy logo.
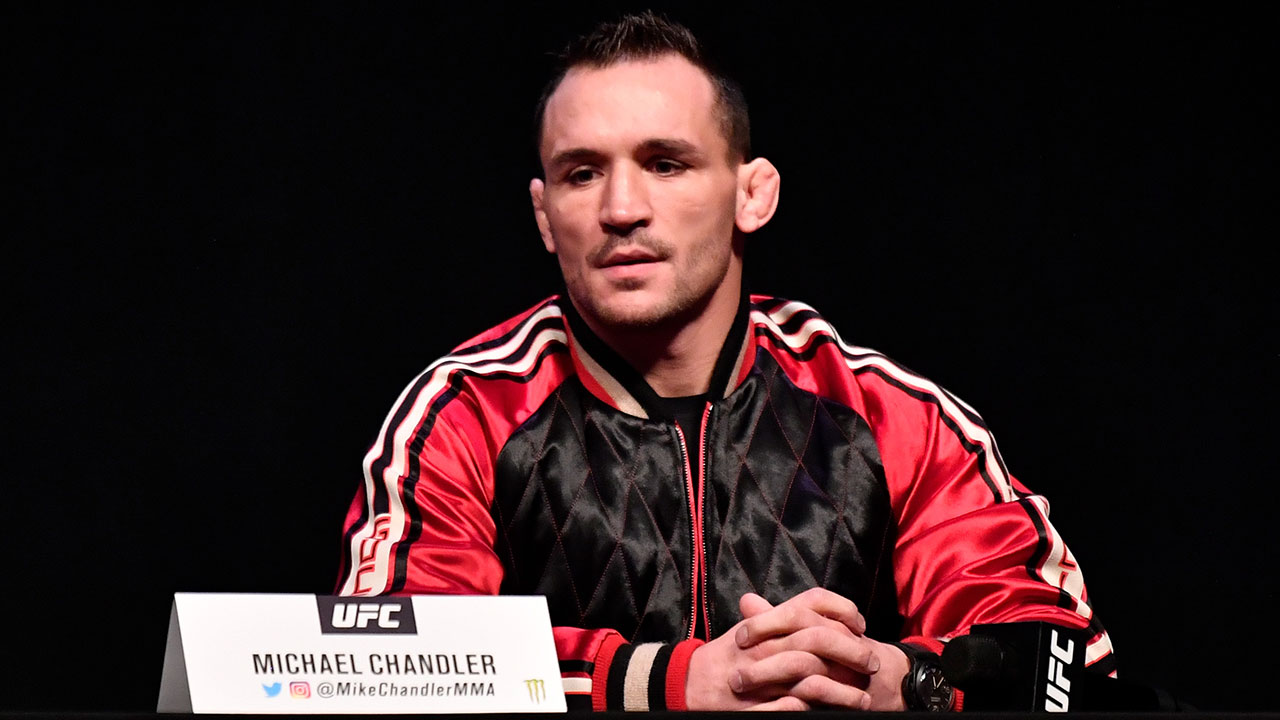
[523,678,546,703]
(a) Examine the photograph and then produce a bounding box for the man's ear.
[530,178,556,253]
[734,158,781,234]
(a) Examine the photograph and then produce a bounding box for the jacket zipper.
[674,423,701,641]
[674,404,713,641]
[696,402,712,638]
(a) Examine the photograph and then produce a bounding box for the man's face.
[532,54,743,331]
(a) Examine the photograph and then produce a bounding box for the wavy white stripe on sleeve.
[339,304,566,596]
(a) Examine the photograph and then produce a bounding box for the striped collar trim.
[559,291,755,418]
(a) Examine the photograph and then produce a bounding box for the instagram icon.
[289,681,311,699]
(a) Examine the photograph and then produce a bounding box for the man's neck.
[580,281,742,399]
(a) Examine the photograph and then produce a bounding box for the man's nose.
[599,165,652,235]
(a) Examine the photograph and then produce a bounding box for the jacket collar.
[561,289,757,419]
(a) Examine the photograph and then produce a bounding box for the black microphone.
[941,622,1192,712]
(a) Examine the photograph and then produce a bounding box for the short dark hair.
[533,11,751,163]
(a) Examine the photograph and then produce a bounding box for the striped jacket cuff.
[665,639,704,710]
[590,633,626,711]
[591,639,704,711]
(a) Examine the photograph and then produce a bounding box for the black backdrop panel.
[5,3,1273,712]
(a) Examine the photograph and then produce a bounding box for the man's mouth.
[598,248,663,267]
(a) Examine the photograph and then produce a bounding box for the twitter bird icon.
[263,682,282,698]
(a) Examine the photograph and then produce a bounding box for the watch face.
[917,665,954,712]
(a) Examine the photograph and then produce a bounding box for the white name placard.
[158,593,566,713]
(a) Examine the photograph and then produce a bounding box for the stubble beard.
[563,231,730,332]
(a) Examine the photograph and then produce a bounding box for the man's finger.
[744,696,810,711]
[739,592,852,649]
[779,625,881,675]
[796,587,867,634]
[787,674,873,710]
[739,629,877,688]
[736,590,866,647]
[734,650,829,692]
[736,605,836,648]
[735,656,873,712]
[739,592,773,617]
[741,614,864,663]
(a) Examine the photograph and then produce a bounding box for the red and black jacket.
[337,293,1115,710]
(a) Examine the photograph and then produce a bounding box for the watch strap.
[893,642,955,712]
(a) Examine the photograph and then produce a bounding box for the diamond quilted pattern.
[490,350,901,644]
[493,379,692,642]
[703,351,900,638]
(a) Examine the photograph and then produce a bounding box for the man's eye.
[566,167,598,185]
[651,159,686,176]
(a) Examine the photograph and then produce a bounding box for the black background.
[6,2,1274,712]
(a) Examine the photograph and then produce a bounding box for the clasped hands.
[685,588,909,711]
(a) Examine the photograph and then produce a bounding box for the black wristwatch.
[895,643,956,712]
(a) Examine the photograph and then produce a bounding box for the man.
[337,12,1113,711]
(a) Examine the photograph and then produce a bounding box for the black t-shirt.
[651,393,709,443]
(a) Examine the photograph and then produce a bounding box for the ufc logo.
[316,595,417,634]
[332,602,401,629]
[1043,629,1075,712]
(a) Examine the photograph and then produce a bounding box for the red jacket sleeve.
[749,298,1114,676]
[855,365,1116,675]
